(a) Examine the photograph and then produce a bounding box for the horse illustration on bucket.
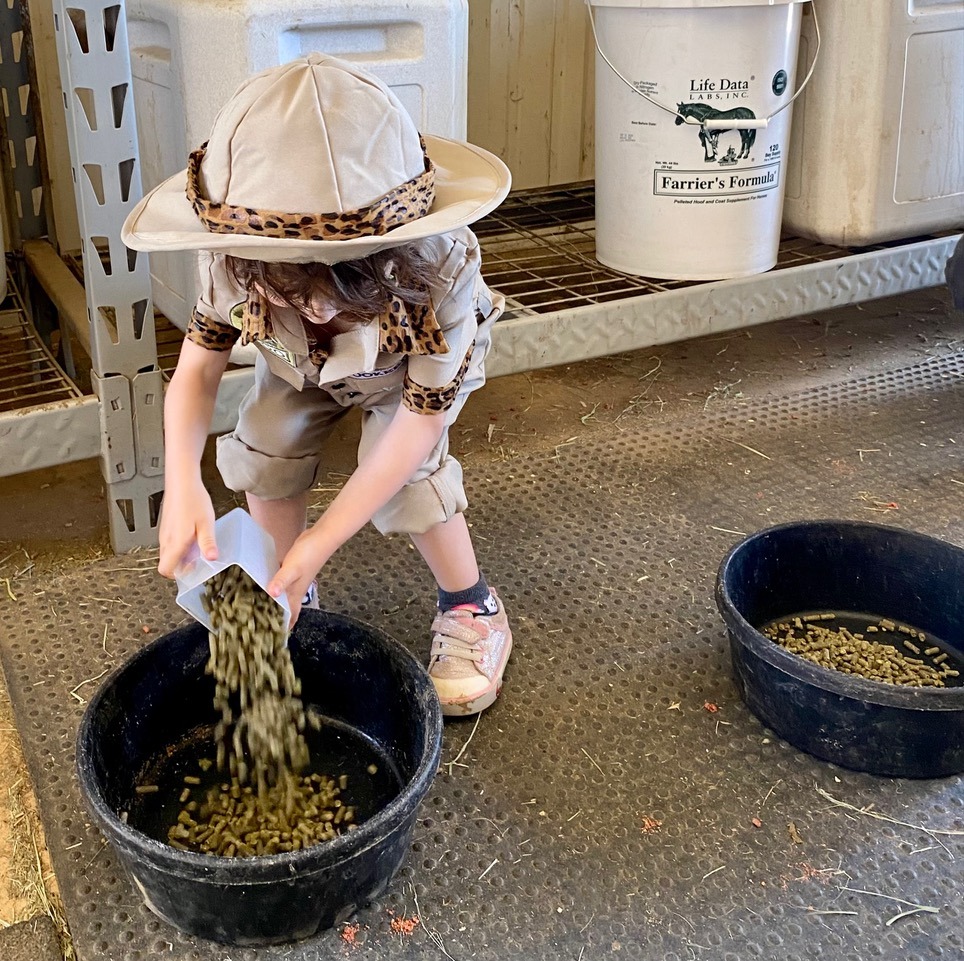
[675,103,757,162]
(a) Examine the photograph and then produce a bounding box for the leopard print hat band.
[186,138,437,243]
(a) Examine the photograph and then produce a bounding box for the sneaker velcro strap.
[430,615,485,645]
[430,633,483,663]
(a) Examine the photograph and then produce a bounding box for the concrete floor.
[0,284,961,959]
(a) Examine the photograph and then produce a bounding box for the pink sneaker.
[428,590,512,716]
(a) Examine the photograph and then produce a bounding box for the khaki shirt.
[186,227,503,414]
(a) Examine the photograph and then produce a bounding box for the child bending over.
[123,54,513,716]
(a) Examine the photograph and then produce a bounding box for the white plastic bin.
[783,0,964,246]
[126,0,469,338]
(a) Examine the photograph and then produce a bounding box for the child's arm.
[157,338,231,577]
[267,404,446,609]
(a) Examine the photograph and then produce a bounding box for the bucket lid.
[587,0,808,8]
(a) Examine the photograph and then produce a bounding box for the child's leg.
[412,513,500,615]
[411,513,511,717]
[409,512,479,593]
[246,491,308,561]
[246,490,319,608]
[360,407,511,715]
[217,355,344,608]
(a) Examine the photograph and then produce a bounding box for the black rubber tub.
[716,520,964,778]
[75,609,443,946]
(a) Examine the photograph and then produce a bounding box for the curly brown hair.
[225,244,437,323]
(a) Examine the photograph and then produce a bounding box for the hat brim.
[121,135,511,264]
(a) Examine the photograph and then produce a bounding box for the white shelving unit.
[474,184,961,378]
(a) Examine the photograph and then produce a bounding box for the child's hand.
[157,481,218,578]
[267,529,328,628]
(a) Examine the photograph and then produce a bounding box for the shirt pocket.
[343,358,407,406]
[258,342,307,391]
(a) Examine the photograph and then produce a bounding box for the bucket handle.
[586,0,821,130]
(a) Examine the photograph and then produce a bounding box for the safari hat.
[121,53,511,264]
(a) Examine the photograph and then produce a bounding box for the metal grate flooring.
[471,182,950,318]
[0,183,952,417]
[0,267,82,413]
[2,348,962,960]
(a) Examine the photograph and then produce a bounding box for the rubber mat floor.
[2,351,963,961]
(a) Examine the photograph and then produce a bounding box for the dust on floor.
[0,288,960,955]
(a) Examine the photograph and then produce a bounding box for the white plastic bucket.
[589,0,811,280]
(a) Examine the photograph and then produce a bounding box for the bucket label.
[654,161,780,200]
[646,92,787,205]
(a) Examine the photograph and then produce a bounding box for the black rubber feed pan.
[75,609,443,946]
[716,520,964,778]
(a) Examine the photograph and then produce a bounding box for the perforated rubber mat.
[2,352,963,960]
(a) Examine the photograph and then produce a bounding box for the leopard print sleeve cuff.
[186,308,241,352]
[402,340,475,414]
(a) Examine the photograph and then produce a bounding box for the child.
[122,54,513,716]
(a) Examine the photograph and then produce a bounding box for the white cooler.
[783,0,964,246]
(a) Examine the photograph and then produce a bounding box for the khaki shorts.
[216,351,483,536]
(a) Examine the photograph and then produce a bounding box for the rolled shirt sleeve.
[402,229,496,414]
[185,251,243,352]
